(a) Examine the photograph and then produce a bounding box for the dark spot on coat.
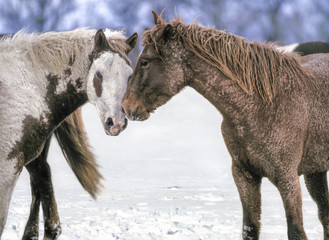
[64,68,72,77]
[8,72,88,166]
[76,77,83,89]
[93,75,103,97]
[46,73,87,125]
[8,115,48,166]
[69,54,75,66]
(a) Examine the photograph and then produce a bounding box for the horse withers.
[0,28,137,238]
[122,11,329,240]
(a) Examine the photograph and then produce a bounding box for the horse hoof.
[44,225,62,240]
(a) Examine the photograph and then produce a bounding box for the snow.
[3,88,323,239]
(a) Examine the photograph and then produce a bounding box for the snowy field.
[4,88,323,239]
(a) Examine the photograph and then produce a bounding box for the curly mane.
[143,18,310,102]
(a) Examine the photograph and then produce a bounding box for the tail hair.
[54,108,103,199]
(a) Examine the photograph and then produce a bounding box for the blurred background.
[0,0,328,64]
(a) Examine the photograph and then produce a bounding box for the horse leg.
[40,161,62,240]
[273,173,308,240]
[304,172,329,240]
[23,138,62,240]
[0,160,22,237]
[232,162,262,239]
[23,138,52,240]
[22,158,42,240]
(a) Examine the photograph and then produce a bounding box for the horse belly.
[299,147,329,175]
[299,123,329,175]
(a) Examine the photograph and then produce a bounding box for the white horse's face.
[87,30,137,136]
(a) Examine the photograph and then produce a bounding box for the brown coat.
[122,11,329,240]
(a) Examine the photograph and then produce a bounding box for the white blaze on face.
[87,52,132,135]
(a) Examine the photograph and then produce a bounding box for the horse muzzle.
[104,117,128,136]
[122,100,150,121]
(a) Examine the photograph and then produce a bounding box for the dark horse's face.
[122,11,186,121]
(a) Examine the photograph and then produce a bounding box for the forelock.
[104,29,131,66]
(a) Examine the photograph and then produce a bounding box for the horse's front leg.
[22,158,41,240]
[23,138,62,240]
[232,162,262,240]
[272,171,308,240]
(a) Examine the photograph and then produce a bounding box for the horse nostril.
[105,118,114,129]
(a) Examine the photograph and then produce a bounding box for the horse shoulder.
[0,55,50,165]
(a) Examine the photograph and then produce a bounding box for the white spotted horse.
[0,34,104,239]
[0,28,137,239]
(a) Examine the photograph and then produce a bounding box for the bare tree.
[314,0,329,41]
[0,0,77,33]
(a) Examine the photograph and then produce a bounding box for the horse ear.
[152,10,166,25]
[152,10,159,25]
[125,32,138,54]
[94,29,109,52]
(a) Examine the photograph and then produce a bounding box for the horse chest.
[222,120,274,176]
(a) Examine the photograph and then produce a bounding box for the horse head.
[122,11,186,121]
[87,29,137,136]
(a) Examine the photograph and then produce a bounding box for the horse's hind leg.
[0,160,22,237]
[40,159,61,240]
[23,138,62,240]
[304,172,329,240]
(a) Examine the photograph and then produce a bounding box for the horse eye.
[140,60,149,68]
[127,75,132,83]
[96,71,103,80]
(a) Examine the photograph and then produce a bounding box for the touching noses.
[121,98,129,116]
[104,116,128,136]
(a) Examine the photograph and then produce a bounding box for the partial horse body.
[122,11,329,240]
[23,109,102,240]
[0,28,137,238]
[280,41,329,56]
[1,33,103,239]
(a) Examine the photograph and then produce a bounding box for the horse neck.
[39,34,93,127]
[185,54,259,123]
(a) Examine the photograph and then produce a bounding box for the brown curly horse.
[122,11,329,240]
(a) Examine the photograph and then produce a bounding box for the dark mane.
[143,18,311,102]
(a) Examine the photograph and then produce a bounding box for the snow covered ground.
[4,88,323,239]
